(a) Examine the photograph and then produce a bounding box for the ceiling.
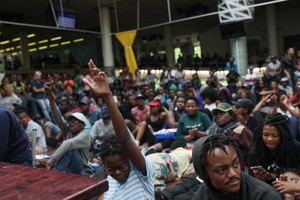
[0,0,298,54]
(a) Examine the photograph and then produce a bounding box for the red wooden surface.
[0,162,108,200]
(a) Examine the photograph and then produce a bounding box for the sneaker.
[142,146,156,156]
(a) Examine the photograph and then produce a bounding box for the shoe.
[142,146,156,156]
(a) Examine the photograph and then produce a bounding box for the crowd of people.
[1,47,300,199]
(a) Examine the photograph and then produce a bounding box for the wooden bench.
[0,162,108,200]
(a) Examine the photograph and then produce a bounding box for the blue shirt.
[0,105,32,166]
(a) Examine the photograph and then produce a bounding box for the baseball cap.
[211,103,233,115]
[280,77,289,82]
[80,96,91,105]
[232,99,254,111]
[135,94,145,100]
[67,112,86,125]
[149,100,161,107]
[241,84,251,90]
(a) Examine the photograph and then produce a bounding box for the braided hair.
[200,134,244,166]
[254,113,298,169]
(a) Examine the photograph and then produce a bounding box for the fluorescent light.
[16,46,21,49]
[0,50,4,53]
[5,48,11,51]
[12,38,20,42]
[0,40,10,45]
[29,48,37,52]
[61,41,71,45]
[73,38,84,43]
[38,46,48,50]
[38,39,48,44]
[11,47,14,50]
[28,42,36,46]
[12,52,18,56]
[49,43,59,48]
[51,36,62,41]
[27,34,35,38]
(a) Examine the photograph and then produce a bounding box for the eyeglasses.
[104,162,129,175]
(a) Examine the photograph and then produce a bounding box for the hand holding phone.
[250,166,273,180]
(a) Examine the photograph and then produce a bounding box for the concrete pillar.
[20,32,30,70]
[230,36,248,76]
[100,7,114,70]
[266,5,278,56]
[164,25,175,66]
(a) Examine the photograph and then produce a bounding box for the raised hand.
[83,59,110,97]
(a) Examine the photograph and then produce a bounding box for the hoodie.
[192,135,281,200]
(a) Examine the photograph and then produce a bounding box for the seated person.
[43,120,63,147]
[273,168,300,200]
[43,85,93,176]
[0,104,32,166]
[146,141,192,190]
[192,134,281,199]
[83,59,155,199]
[156,172,203,200]
[14,107,47,154]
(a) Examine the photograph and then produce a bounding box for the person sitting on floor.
[43,84,93,176]
[83,59,155,199]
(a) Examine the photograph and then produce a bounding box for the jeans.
[53,150,87,176]
[36,98,51,120]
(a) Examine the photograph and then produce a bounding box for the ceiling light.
[49,44,59,48]
[28,42,36,46]
[29,48,37,52]
[11,47,15,50]
[51,36,62,41]
[38,46,48,50]
[27,34,35,38]
[0,40,10,45]
[38,39,49,44]
[0,50,4,53]
[61,41,71,45]
[12,52,18,56]
[12,38,20,42]
[73,38,84,43]
[5,48,11,51]
[16,46,21,49]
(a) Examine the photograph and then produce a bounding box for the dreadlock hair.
[98,134,125,161]
[200,134,244,167]
[253,113,299,169]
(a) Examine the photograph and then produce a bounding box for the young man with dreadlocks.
[83,59,155,199]
[249,113,300,185]
[192,134,280,200]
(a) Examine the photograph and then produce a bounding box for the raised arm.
[83,59,147,175]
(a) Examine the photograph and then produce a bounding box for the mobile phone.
[250,166,268,173]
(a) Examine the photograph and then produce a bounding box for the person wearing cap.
[245,65,257,88]
[206,103,253,167]
[232,99,260,133]
[131,94,150,126]
[77,96,100,130]
[166,84,177,111]
[232,83,257,104]
[136,100,166,148]
[279,77,293,98]
[44,84,93,176]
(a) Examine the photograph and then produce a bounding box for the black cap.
[232,99,254,111]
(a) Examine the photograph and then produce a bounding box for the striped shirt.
[104,157,155,200]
